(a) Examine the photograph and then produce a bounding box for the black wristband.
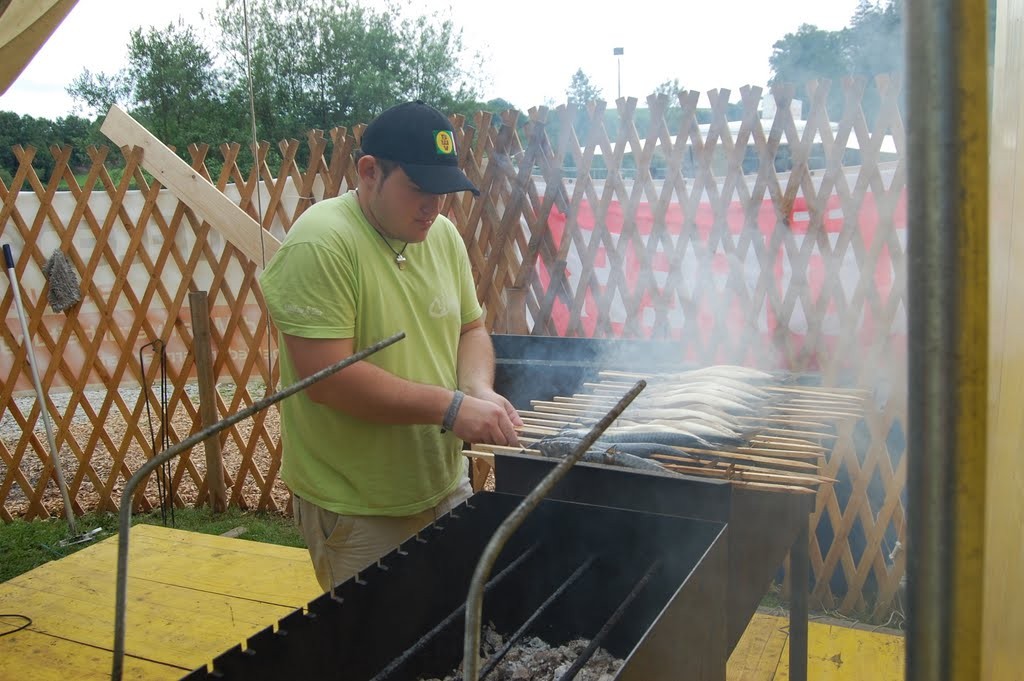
[440,390,465,433]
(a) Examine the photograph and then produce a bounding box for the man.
[259,100,522,591]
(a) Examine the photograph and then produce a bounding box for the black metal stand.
[788,520,809,681]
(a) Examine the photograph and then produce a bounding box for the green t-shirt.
[258,191,483,516]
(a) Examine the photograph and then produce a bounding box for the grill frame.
[184,333,814,680]
[182,492,731,680]
[489,333,813,673]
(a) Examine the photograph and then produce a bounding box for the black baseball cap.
[360,100,480,196]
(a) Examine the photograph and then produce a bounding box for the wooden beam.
[0,0,78,95]
[99,104,280,265]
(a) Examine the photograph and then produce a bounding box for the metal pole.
[461,379,646,681]
[110,331,405,681]
[905,0,989,679]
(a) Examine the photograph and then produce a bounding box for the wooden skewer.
[586,383,643,393]
[520,416,578,429]
[477,443,836,484]
[785,397,868,409]
[743,439,824,453]
[598,370,653,380]
[513,428,822,471]
[733,415,837,431]
[517,410,579,422]
[745,426,838,440]
[657,463,827,486]
[658,469,818,495]
[558,396,833,427]
[750,434,825,447]
[470,445,818,494]
[523,408,842,442]
[735,446,823,460]
[655,448,820,472]
[767,406,862,419]
[530,401,607,415]
[644,452,836,481]
[517,420,822,456]
[523,408,829,453]
[472,443,539,456]
[763,385,870,399]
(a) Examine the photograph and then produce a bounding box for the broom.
[4,244,98,545]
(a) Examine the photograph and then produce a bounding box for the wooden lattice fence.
[0,76,906,621]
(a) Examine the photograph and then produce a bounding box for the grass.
[0,507,304,584]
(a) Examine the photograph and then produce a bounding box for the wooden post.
[984,0,1024,676]
[189,291,227,512]
[501,286,529,335]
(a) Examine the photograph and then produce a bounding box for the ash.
[421,624,623,681]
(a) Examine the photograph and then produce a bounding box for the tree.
[765,0,993,125]
[653,79,685,101]
[68,18,233,157]
[214,0,482,140]
[125,21,231,149]
[768,23,849,121]
[66,69,130,118]
[0,112,97,187]
[565,68,603,106]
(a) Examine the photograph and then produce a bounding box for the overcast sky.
[0,0,863,119]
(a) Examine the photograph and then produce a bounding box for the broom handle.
[3,244,77,535]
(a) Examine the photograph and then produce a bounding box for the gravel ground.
[0,385,290,521]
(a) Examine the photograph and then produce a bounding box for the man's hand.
[452,390,522,447]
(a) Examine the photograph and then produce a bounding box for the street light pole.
[613,47,623,100]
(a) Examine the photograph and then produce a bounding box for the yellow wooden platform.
[0,525,904,680]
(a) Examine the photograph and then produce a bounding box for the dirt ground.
[1,403,292,521]
[1,400,495,521]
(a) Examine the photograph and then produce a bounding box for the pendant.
[395,253,407,270]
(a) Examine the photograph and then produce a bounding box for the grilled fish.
[535,436,684,475]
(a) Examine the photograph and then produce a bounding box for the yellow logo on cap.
[434,130,456,156]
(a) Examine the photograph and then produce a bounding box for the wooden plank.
[726,612,789,680]
[0,525,321,672]
[99,104,280,264]
[0,628,182,681]
[984,0,1024,676]
[0,563,301,668]
[98,524,320,604]
[772,618,905,680]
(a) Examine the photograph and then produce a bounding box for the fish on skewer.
[639,376,774,401]
[554,404,744,440]
[600,364,775,384]
[533,435,686,476]
[553,424,724,449]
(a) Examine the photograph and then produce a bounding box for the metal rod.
[905,0,989,680]
[788,519,808,681]
[461,380,646,681]
[3,243,77,536]
[557,558,661,681]
[369,542,541,681]
[111,331,405,681]
[477,555,598,680]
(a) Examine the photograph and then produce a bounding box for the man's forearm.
[457,324,496,396]
[315,360,453,425]
[283,333,452,426]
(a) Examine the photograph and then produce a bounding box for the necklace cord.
[358,190,409,266]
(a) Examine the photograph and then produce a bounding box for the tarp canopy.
[0,0,79,96]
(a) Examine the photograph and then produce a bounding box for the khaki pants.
[293,475,474,592]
